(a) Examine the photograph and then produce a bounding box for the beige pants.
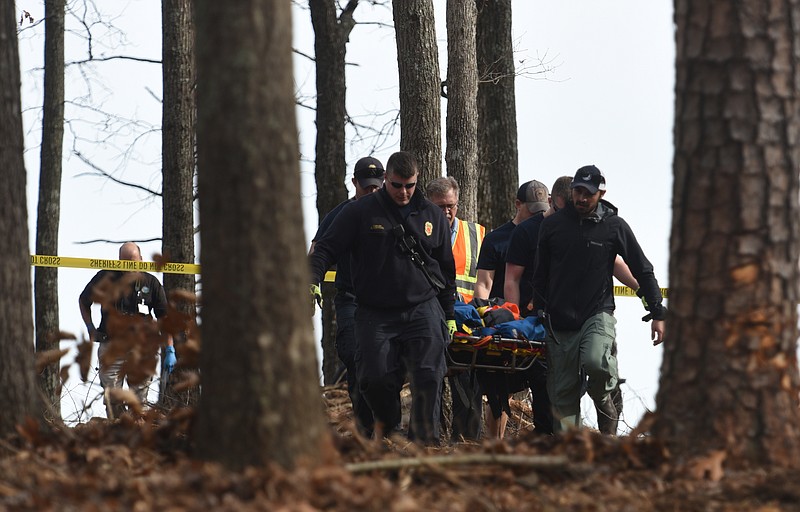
[97,341,153,419]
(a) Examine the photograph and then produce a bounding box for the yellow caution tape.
[32,257,667,296]
[322,270,668,298]
[614,285,669,299]
[30,254,200,275]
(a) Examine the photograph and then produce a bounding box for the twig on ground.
[345,453,569,473]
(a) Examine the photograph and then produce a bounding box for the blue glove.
[164,346,177,374]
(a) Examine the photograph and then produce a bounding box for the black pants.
[449,371,483,441]
[334,291,374,437]
[476,358,552,436]
[528,359,553,435]
[355,297,448,444]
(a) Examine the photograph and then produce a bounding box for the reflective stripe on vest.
[452,218,485,303]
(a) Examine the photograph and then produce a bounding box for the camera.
[392,224,418,255]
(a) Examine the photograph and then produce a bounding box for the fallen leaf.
[35,348,70,373]
[108,388,143,415]
[687,450,726,481]
[173,371,200,392]
[76,340,93,382]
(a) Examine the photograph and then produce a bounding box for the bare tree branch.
[346,454,572,473]
[293,48,315,62]
[75,237,162,245]
[66,54,161,66]
[73,150,161,197]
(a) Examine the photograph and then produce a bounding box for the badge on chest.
[136,284,151,315]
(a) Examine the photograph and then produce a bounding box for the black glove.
[636,287,666,322]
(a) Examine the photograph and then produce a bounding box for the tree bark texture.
[161,0,198,407]
[445,0,479,223]
[653,0,800,468]
[35,0,66,418]
[0,2,39,436]
[318,280,339,385]
[195,0,331,470]
[309,0,358,385]
[162,0,196,304]
[475,0,518,230]
[393,0,442,187]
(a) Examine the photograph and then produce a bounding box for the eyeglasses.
[437,203,458,212]
[389,180,416,190]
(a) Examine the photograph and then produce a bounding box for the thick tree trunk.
[0,1,39,436]
[393,0,442,187]
[475,0,518,230]
[309,0,358,385]
[35,0,66,419]
[161,0,198,407]
[652,0,800,468]
[194,0,332,470]
[445,0,479,222]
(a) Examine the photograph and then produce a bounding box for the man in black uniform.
[474,180,547,302]
[473,180,550,438]
[533,165,665,434]
[79,242,173,419]
[503,180,551,313]
[309,156,385,436]
[309,151,456,443]
[499,180,554,436]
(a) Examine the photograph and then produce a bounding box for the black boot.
[595,394,618,435]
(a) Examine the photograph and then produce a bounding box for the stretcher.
[447,333,546,373]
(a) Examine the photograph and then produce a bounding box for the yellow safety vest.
[452,218,485,303]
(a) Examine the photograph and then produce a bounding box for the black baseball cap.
[353,156,385,188]
[570,165,606,194]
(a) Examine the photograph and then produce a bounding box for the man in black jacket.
[79,242,173,419]
[533,165,665,434]
[309,151,456,444]
[309,156,385,437]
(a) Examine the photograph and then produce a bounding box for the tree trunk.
[0,1,39,437]
[393,0,442,187]
[309,0,358,385]
[161,0,198,407]
[445,0,479,222]
[194,0,332,470]
[475,0,518,230]
[318,281,338,384]
[652,0,800,468]
[35,0,66,419]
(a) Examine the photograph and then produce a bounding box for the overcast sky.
[18,1,675,429]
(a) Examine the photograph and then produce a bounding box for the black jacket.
[312,198,355,294]
[532,200,665,330]
[79,270,168,335]
[310,187,456,320]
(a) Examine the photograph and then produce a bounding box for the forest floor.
[1,384,799,511]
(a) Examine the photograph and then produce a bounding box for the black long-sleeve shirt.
[312,198,355,294]
[310,187,456,320]
[79,270,168,335]
[533,200,665,330]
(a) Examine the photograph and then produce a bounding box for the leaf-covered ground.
[1,385,799,511]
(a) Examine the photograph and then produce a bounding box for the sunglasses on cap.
[389,180,416,190]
